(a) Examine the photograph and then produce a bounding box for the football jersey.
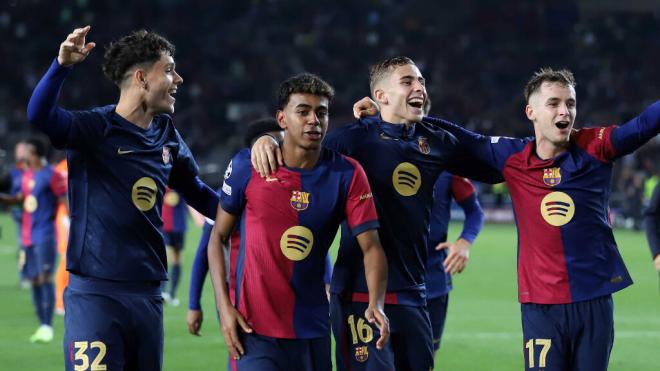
[426,173,483,299]
[644,182,660,258]
[10,165,24,226]
[20,165,66,246]
[27,60,209,282]
[162,187,187,234]
[426,100,660,304]
[326,115,497,305]
[221,148,378,339]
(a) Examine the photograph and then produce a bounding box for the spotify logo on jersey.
[23,195,38,213]
[392,162,421,196]
[540,191,575,226]
[280,226,314,261]
[164,190,180,206]
[131,177,158,212]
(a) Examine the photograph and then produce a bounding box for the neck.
[115,91,153,129]
[535,138,569,160]
[281,141,321,170]
[28,159,44,170]
[380,110,414,126]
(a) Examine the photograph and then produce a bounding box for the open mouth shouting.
[555,120,570,130]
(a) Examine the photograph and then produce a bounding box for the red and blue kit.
[20,165,66,248]
[221,148,378,339]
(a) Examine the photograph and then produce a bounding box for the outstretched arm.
[611,101,660,157]
[27,26,96,148]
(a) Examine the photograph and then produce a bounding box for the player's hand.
[58,26,96,67]
[438,238,471,274]
[186,309,203,336]
[219,305,253,360]
[353,96,380,119]
[250,135,282,177]
[364,306,390,350]
[654,254,660,272]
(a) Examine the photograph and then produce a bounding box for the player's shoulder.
[417,119,459,145]
[320,147,362,171]
[571,125,614,144]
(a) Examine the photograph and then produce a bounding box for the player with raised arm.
[26,26,218,370]
[208,74,389,371]
[251,57,500,371]
[355,67,660,370]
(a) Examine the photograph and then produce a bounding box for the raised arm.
[611,100,660,157]
[27,26,95,148]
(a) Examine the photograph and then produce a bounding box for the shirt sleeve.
[188,222,213,310]
[342,156,379,237]
[451,176,484,244]
[219,149,252,216]
[323,253,333,285]
[644,183,660,258]
[423,116,518,182]
[610,100,660,159]
[27,59,106,149]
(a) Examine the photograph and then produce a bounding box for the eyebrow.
[400,75,425,83]
[295,103,328,110]
[546,97,576,103]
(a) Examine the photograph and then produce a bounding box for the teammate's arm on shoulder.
[250,135,282,178]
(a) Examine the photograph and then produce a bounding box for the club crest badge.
[418,136,431,154]
[290,190,310,211]
[542,167,561,186]
[162,146,171,164]
[354,346,369,362]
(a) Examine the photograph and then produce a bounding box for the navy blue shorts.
[229,332,331,371]
[428,294,449,352]
[63,274,164,371]
[521,295,614,371]
[330,294,433,371]
[164,232,185,250]
[21,240,56,279]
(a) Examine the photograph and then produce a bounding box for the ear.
[276,110,287,130]
[525,104,534,121]
[374,88,388,105]
[134,69,148,90]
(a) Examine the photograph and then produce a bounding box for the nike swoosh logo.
[117,148,135,155]
[379,132,399,141]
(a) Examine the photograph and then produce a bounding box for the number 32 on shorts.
[73,341,107,371]
[525,338,551,368]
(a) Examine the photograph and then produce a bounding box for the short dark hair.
[102,30,176,86]
[25,136,47,158]
[369,56,415,94]
[244,118,282,147]
[524,68,576,102]
[277,73,335,110]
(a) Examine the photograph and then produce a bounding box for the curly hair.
[369,56,415,95]
[524,68,576,102]
[277,73,335,110]
[102,30,175,86]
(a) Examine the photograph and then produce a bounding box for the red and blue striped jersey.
[428,100,660,304]
[221,148,378,339]
[20,165,66,246]
[162,188,187,233]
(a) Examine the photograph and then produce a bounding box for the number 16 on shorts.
[347,314,374,362]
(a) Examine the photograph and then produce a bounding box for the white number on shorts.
[74,341,107,371]
[347,314,374,345]
[525,338,551,368]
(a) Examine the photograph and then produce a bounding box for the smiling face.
[526,81,577,148]
[277,93,329,151]
[142,52,183,115]
[373,63,426,125]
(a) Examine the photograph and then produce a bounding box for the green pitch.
[0,214,658,370]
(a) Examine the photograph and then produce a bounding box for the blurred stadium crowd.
[1,0,658,227]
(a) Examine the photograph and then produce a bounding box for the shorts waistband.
[69,274,162,296]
